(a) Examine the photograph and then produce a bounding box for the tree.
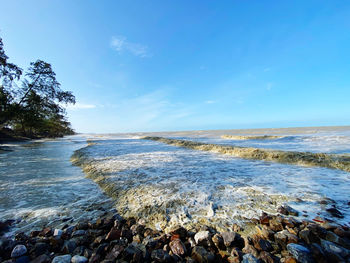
[0,36,76,138]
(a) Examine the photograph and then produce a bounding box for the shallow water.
[74,128,350,232]
[0,136,113,236]
[1,127,350,236]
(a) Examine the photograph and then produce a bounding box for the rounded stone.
[71,255,88,263]
[52,254,72,263]
[11,245,27,258]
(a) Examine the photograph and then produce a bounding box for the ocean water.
[0,136,113,236]
[1,127,350,235]
[74,127,350,232]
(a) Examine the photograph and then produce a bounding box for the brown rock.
[106,227,121,241]
[221,231,244,249]
[259,251,277,263]
[218,250,230,260]
[284,257,297,263]
[286,226,298,236]
[269,217,284,232]
[105,245,124,260]
[169,238,187,257]
[39,227,52,237]
[227,256,240,263]
[255,225,274,240]
[191,246,215,263]
[252,235,273,252]
[211,233,225,250]
[260,213,270,225]
[299,229,319,244]
[242,243,259,258]
[170,226,188,240]
[230,247,243,259]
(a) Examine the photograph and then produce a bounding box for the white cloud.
[111,36,150,58]
[66,103,96,110]
[205,100,217,104]
[266,82,273,90]
[264,67,271,72]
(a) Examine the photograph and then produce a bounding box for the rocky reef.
[142,137,350,172]
[1,209,350,263]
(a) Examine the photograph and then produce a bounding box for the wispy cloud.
[111,36,150,58]
[66,103,96,110]
[205,100,217,104]
[266,82,273,90]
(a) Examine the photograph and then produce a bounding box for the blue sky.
[1,0,350,133]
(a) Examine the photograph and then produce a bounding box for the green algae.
[142,136,350,172]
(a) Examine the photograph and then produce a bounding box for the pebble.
[51,254,72,263]
[287,243,314,263]
[242,253,260,263]
[53,229,63,237]
[71,255,88,263]
[11,245,27,258]
[194,231,210,245]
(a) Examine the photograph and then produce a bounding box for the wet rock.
[52,254,72,263]
[320,239,350,260]
[221,231,244,249]
[63,226,75,236]
[334,227,350,238]
[130,224,145,236]
[105,227,121,241]
[269,217,284,232]
[50,236,64,253]
[298,229,318,245]
[61,240,77,254]
[151,249,171,262]
[93,235,105,245]
[15,255,30,263]
[30,230,41,237]
[194,231,210,246]
[242,253,260,263]
[309,243,327,263]
[259,251,276,263]
[252,235,273,252]
[170,226,188,240]
[121,229,133,243]
[72,230,86,237]
[30,254,51,263]
[73,246,86,256]
[53,229,63,237]
[88,253,100,263]
[325,230,350,249]
[11,244,27,258]
[96,243,109,255]
[255,226,274,240]
[71,255,88,263]
[277,205,299,216]
[191,246,215,263]
[105,244,124,260]
[169,238,187,257]
[274,231,288,249]
[259,213,270,225]
[211,233,225,250]
[326,208,344,218]
[123,243,143,261]
[287,243,314,263]
[31,242,49,257]
[39,227,52,237]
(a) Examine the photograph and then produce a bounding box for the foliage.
[0,37,75,138]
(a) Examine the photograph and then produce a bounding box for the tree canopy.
[0,37,75,138]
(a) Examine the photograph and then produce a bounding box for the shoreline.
[1,210,349,262]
